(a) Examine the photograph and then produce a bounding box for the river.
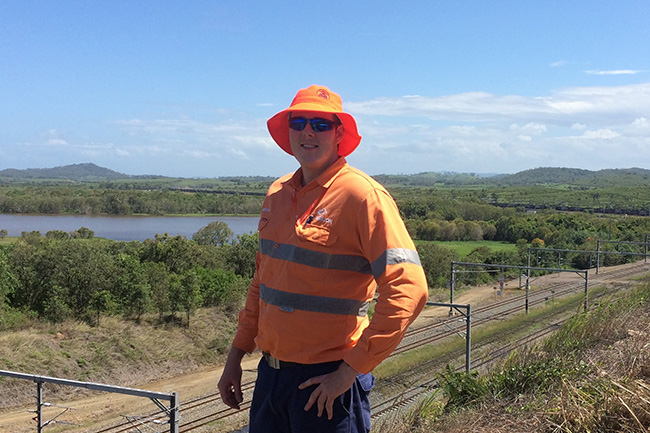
[0,214,259,242]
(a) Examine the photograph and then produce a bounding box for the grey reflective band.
[259,238,372,274]
[260,284,370,317]
[371,248,422,280]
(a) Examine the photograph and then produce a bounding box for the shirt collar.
[287,157,348,191]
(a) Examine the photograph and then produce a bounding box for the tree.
[141,233,200,274]
[179,269,202,326]
[42,285,71,323]
[192,221,233,246]
[21,230,42,245]
[225,232,259,278]
[116,254,151,321]
[46,230,70,240]
[89,289,115,326]
[0,247,18,317]
[145,261,171,321]
[70,226,94,239]
[194,266,243,308]
[416,242,457,289]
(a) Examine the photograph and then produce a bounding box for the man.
[218,85,428,432]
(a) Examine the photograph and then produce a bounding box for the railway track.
[83,260,649,433]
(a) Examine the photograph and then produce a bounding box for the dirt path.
[1,261,646,432]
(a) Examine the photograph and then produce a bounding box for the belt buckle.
[265,353,281,369]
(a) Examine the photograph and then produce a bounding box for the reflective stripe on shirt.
[260,284,370,316]
[371,248,422,280]
[259,238,372,274]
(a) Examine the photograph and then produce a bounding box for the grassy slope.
[379,275,650,433]
[0,308,237,409]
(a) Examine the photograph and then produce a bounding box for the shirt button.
[274,243,279,248]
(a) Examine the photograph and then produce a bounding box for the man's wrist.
[340,361,359,378]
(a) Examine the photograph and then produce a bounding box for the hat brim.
[267,108,361,157]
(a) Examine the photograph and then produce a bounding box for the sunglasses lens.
[289,117,335,132]
[311,119,334,132]
[289,118,308,131]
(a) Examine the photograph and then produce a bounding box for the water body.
[0,214,259,242]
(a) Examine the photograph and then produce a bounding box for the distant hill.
[491,167,650,187]
[1,163,648,188]
[0,163,131,181]
[374,167,650,188]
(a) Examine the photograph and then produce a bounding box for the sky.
[1,1,649,178]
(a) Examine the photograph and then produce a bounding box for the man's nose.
[301,124,316,135]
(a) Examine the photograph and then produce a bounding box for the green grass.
[422,240,517,258]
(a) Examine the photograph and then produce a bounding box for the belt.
[262,352,304,369]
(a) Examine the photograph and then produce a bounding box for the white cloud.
[585,69,644,75]
[582,129,620,139]
[510,123,547,135]
[550,60,567,67]
[571,123,587,130]
[347,83,650,126]
[47,139,68,145]
[230,148,249,159]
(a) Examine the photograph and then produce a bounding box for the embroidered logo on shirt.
[315,208,333,225]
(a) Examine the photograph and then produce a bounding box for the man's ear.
[335,124,345,143]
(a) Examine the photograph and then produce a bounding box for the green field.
[419,240,517,258]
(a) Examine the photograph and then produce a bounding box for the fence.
[0,370,179,432]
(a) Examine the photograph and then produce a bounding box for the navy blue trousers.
[249,357,374,433]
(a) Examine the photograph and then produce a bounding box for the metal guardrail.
[0,370,179,432]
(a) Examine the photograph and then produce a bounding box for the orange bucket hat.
[267,85,362,157]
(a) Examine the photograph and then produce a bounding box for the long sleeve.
[343,189,428,374]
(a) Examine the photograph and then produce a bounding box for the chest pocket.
[296,223,338,247]
[258,216,270,232]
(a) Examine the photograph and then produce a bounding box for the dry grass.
[377,276,650,433]
[0,307,237,409]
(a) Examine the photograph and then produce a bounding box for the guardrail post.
[170,392,179,433]
[465,304,471,373]
[526,252,531,313]
[449,262,456,316]
[584,270,589,312]
[37,381,43,433]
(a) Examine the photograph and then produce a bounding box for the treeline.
[2,209,646,330]
[2,175,650,218]
[0,222,258,329]
[398,193,650,243]
[0,186,263,215]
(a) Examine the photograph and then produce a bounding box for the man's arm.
[218,253,263,408]
[217,346,246,409]
[345,188,429,373]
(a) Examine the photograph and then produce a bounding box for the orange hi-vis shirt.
[232,158,428,375]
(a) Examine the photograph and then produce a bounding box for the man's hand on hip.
[298,361,359,420]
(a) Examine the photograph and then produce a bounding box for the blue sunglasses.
[289,117,337,133]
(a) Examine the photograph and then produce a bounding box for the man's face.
[288,110,344,178]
